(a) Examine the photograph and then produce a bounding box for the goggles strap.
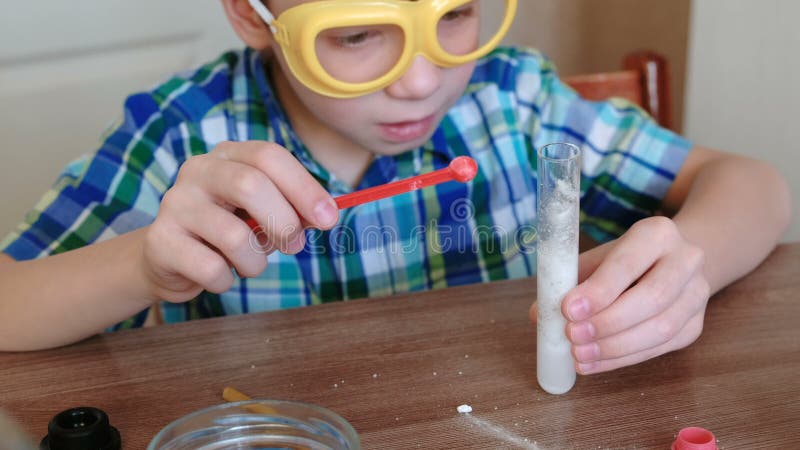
[247,0,278,35]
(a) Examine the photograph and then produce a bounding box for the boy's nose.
[385,56,443,100]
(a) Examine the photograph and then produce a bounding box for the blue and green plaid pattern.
[0,46,691,328]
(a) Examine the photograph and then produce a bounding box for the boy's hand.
[531,216,711,374]
[140,141,339,303]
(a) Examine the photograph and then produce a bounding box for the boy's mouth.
[378,114,436,143]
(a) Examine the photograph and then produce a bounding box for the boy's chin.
[369,134,436,156]
[370,145,420,157]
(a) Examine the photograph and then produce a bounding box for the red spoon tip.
[449,156,478,183]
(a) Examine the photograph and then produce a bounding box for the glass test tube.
[536,142,580,395]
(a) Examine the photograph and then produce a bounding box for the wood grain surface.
[2,244,798,449]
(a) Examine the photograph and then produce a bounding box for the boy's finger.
[577,240,615,282]
[198,158,305,253]
[213,141,339,229]
[531,242,614,324]
[575,312,704,375]
[562,218,679,322]
[178,202,271,278]
[569,245,706,343]
[572,288,705,368]
[155,225,235,295]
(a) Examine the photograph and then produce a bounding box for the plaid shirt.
[1,47,691,328]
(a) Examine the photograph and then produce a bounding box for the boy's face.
[265,0,478,156]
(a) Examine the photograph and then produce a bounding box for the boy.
[0,0,790,377]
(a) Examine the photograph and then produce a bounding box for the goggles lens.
[315,24,406,84]
[314,0,509,85]
[438,0,490,56]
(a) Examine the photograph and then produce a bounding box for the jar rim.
[147,399,359,450]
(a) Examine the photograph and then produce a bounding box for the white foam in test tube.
[536,142,580,395]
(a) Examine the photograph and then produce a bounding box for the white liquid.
[536,179,578,395]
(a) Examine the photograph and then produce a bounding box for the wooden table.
[2,244,799,449]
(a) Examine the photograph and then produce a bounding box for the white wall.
[0,1,241,235]
[684,0,799,241]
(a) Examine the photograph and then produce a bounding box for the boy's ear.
[221,0,272,50]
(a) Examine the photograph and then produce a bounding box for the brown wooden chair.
[563,50,672,130]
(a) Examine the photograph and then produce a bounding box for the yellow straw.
[222,386,279,414]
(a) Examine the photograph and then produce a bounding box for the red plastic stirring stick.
[334,156,477,209]
[245,156,477,230]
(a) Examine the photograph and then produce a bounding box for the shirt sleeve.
[0,92,185,330]
[0,92,180,261]
[513,47,692,243]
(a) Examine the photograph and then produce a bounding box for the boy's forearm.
[671,156,791,293]
[0,228,155,351]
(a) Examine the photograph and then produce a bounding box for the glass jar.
[147,400,360,450]
[0,409,37,450]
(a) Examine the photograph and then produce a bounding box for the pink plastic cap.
[672,427,717,450]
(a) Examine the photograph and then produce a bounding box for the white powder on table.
[457,404,473,414]
[460,414,543,449]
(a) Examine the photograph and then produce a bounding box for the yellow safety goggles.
[247,0,518,98]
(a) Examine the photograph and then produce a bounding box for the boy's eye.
[441,4,476,22]
[333,29,380,47]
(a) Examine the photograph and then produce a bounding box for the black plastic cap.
[40,407,121,450]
